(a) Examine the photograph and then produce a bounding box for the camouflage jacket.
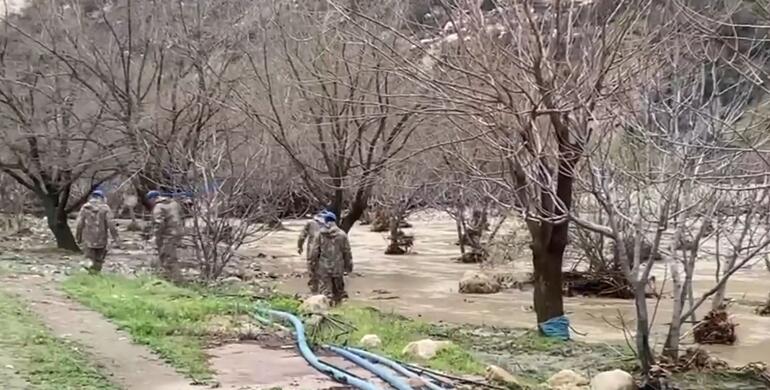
[298,217,324,255]
[152,197,182,241]
[76,198,119,249]
[309,224,352,276]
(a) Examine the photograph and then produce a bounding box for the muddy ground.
[0,211,768,389]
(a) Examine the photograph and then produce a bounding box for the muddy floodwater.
[242,212,770,366]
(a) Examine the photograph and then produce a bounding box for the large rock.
[548,369,590,390]
[485,365,522,388]
[402,339,452,360]
[360,334,382,348]
[590,370,635,390]
[299,295,330,313]
[459,271,501,294]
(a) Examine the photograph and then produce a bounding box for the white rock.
[590,369,635,390]
[299,295,330,313]
[221,276,242,284]
[360,334,382,348]
[485,365,521,386]
[459,271,501,294]
[548,369,590,390]
[402,339,452,360]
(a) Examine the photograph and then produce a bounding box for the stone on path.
[547,369,590,390]
[360,334,382,348]
[485,365,522,387]
[299,294,330,313]
[590,369,635,390]
[402,339,452,360]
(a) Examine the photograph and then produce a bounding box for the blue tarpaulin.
[538,315,571,341]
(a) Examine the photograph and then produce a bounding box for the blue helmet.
[91,189,105,199]
[323,212,337,223]
[146,190,161,200]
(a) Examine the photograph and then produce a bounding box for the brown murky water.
[242,212,770,366]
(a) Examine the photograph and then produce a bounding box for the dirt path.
[1,274,200,390]
[0,273,387,390]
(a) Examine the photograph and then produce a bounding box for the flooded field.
[243,212,770,367]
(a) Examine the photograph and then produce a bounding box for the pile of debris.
[562,271,637,299]
[693,309,737,345]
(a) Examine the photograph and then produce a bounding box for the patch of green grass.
[318,306,485,375]
[672,371,768,390]
[62,273,257,381]
[0,291,116,389]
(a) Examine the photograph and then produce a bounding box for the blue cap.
[91,190,105,198]
[324,212,337,223]
[146,190,161,200]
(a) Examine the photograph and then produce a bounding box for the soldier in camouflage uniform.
[297,210,329,294]
[309,213,352,305]
[147,191,183,282]
[75,190,120,274]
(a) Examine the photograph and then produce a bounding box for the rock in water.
[590,369,635,390]
[360,334,382,348]
[299,295,330,313]
[485,365,522,387]
[402,339,452,360]
[459,271,501,294]
[548,369,589,390]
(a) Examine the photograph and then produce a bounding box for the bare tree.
[369,160,433,255]
[0,2,129,249]
[236,0,427,232]
[570,9,770,374]
[360,0,654,325]
[163,132,285,281]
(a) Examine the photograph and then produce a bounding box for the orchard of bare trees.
[2,0,770,384]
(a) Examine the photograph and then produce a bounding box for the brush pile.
[693,309,737,345]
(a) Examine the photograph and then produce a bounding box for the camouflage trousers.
[307,258,320,294]
[157,237,181,282]
[84,247,107,273]
[319,274,346,306]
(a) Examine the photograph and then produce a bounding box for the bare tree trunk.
[712,253,738,311]
[634,285,655,376]
[41,192,79,251]
[340,189,368,233]
[456,203,466,255]
[532,243,565,324]
[664,259,685,360]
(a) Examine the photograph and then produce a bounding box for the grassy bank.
[318,306,485,375]
[0,291,116,389]
[62,273,255,381]
[62,273,487,380]
[61,273,768,390]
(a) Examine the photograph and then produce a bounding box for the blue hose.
[265,310,381,390]
[344,347,446,390]
[327,346,413,390]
